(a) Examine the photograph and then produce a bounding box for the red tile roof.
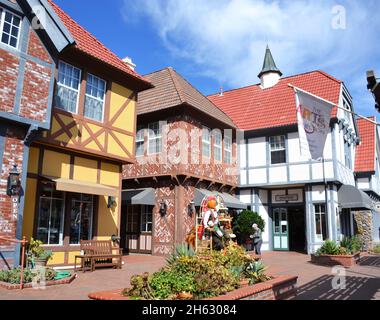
[355,117,376,173]
[208,70,342,131]
[47,0,150,86]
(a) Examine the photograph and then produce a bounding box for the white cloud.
[122,0,380,115]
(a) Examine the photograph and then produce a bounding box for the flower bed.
[311,253,361,268]
[0,268,76,290]
[88,275,298,301]
[89,242,298,301]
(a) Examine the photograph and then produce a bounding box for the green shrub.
[0,268,57,284]
[233,210,265,242]
[341,236,362,254]
[166,244,195,266]
[316,240,341,256]
[245,261,272,285]
[372,243,380,254]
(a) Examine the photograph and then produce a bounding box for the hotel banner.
[295,89,333,160]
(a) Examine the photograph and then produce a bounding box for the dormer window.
[84,74,106,122]
[56,61,81,113]
[0,8,21,49]
[148,122,162,155]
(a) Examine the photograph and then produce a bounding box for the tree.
[233,210,265,244]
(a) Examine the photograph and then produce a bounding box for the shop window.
[224,135,232,164]
[270,135,286,164]
[136,125,145,157]
[84,73,106,122]
[314,204,328,242]
[0,8,21,49]
[70,194,94,245]
[140,206,152,233]
[214,130,222,162]
[56,61,81,113]
[36,182,65,245]
[148,122,162,155]
[202,127,211,158]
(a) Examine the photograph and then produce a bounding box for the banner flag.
[295,89,334,160]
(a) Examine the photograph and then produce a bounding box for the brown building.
[122,67,246,256]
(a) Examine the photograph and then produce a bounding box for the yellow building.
[21,1,152,266]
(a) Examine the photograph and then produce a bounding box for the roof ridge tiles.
[167,67,186,104]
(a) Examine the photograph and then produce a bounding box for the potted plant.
[27,238,53,267]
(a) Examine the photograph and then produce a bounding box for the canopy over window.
[122,188,155,206]
[194,189,247,210]
[44,177,119,197]
[338,185,373,210]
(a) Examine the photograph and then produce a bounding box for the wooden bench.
[74,240,123,273]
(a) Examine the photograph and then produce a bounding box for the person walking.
[250,224,263,255]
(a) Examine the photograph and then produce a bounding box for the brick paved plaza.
[0,252,379,300]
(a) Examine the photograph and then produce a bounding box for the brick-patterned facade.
[0,6,56,268]
[123,113,238,255]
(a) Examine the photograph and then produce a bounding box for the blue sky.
[55,0,380,117]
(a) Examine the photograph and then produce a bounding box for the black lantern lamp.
[7,165,20,196]
[187,201,196,217]
[107,196,116,208]
[159,200,167,216]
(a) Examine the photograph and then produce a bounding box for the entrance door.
[273,208,289,251]
[123,205,152,254]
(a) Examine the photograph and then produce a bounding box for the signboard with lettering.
[275,194,299,202]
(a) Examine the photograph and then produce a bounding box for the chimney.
[220,86,224,97]
[123,56,136,71]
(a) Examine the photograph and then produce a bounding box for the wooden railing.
[0,236,28,289]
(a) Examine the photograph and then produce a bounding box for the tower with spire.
[258,45,282,89]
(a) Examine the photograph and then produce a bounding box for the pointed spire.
[258,45,282,79]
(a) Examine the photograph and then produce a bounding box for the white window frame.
[148,122,162,155]
[84,73,106,123]
[202,126,211,158]
[56,60,81,114]
[224,135,232,164]
[314,204,327,242]
[213,130,222,162]
[136,126,145,157]
[70,194,94,245]
[269,135,286,164]
[0,8,22,50]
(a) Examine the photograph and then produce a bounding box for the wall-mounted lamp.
[7,165,20,196]
[107,196,116,208]
[187,201,196,217]
[111,234,121,243]
[159,200,168,216]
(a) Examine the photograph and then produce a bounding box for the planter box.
[88,275,298,301]
[0,273,76,290]
[311,253,361,268]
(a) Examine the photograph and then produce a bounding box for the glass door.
[273,208,289,251]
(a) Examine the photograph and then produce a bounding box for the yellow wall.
[28,147,39,174]
[73,157,98,183]
[47,252,65,266]
[97,195,119,239]
[22,178,37,240]
[100,162,120,187]
[42,150,70,178]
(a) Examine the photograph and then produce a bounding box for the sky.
[54,0,380,117]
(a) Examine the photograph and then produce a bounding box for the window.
[70,194,94,245]
[56,61,81,113]
[270,135,286,164]
[140,206,152,233]
[84,74,106,122]
[314,204,328,242]
[36,182,65,245]
[202,127,211,158]
[214,130,222,162]
[224,135,232,164]
[136,126,145,157]
[0,9,21,49]
[148,122,162,155]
